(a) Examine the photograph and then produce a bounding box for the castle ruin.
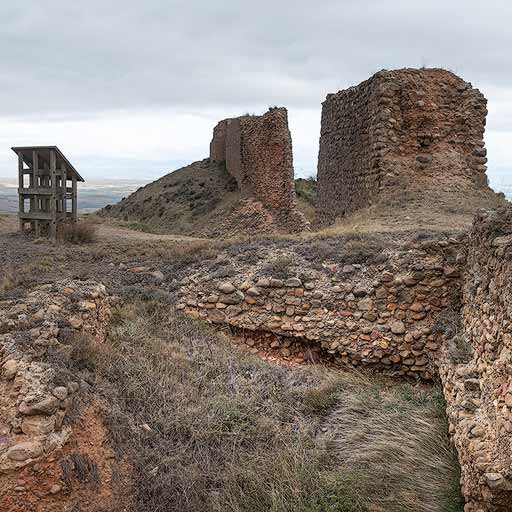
[210,107,308,232]
[317,68,489,224]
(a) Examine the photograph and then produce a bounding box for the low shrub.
[446,334,473,364]
[62,222,98,244]
[340,235,387,264]
[263,253,296,278]
[0,267,17,295]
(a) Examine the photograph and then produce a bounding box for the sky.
[0,0,511,191]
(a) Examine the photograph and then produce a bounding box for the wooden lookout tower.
[12,146,84,239]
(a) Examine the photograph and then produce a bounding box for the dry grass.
[75,300,462,512]
[324,379,463,512]
[312,185,509,240]
[0,260,51,298]
[89,301,364,512]
[62,221,98,244]
[0,266,17,295]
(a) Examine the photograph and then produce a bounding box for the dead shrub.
[0,263,41,298]
[60,453,100,491]
[45,331,99,372]
[0,267,17,295]
[446,335,473,364]
[340,235,387,264]
[433,308,461,340]
[303,376,344,415]
[62,222,98,244]
[263,253,296,278]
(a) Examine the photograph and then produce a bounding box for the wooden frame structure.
[12,146,84,239]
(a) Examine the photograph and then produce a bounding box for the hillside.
[101,159,317,237]
[101,155,506,238]
[101,159,239,235]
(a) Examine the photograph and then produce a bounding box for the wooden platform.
[12,146,84,239]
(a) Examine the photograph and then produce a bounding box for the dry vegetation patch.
[91,301,363,512]
[74,300,463,512]
[324,381,463,512]
[61,221,98,244]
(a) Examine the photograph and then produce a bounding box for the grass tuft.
[62,221,98,244]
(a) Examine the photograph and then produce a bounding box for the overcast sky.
[0,0,511,190]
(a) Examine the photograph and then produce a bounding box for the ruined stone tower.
[210,107,308,231]
[317,68,489,224]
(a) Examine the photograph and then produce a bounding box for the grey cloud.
[1,0,512,118]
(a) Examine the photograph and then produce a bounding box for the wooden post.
[32,150,39,236]
[72,175,77,222]
[18,153,24,232]
[49,149,57,239]
[61,163,67,219]
[42,162,49,222]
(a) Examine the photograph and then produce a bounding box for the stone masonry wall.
[210,108,308,231]
[177,236,462,379]
[317,68,489,224]
[440,208,512,512]
[209,119,228,163]
[0,280,111,474]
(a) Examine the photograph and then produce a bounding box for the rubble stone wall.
[210,108,307,230]
[440,208,512,511]
[177,237,462,379]
[317,68,489,224]
[209,119,228,163]
[0,280,111,473]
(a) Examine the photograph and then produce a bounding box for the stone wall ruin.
[177,206,512,510]
[317,68,489,224]
[177,237,462,380]
[0,280,111,474]
[210,107,308,231]
[440,208,512,511]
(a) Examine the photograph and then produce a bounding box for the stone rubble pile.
[0,280,110,473]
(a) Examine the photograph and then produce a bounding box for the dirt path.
[0,215,201,243]
[95,222,202,243]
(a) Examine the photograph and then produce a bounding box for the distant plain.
[0,177,145,214]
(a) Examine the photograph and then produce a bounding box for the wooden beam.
[23,168,55,176]
[19,188,53,196]
[19,211,54,220]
